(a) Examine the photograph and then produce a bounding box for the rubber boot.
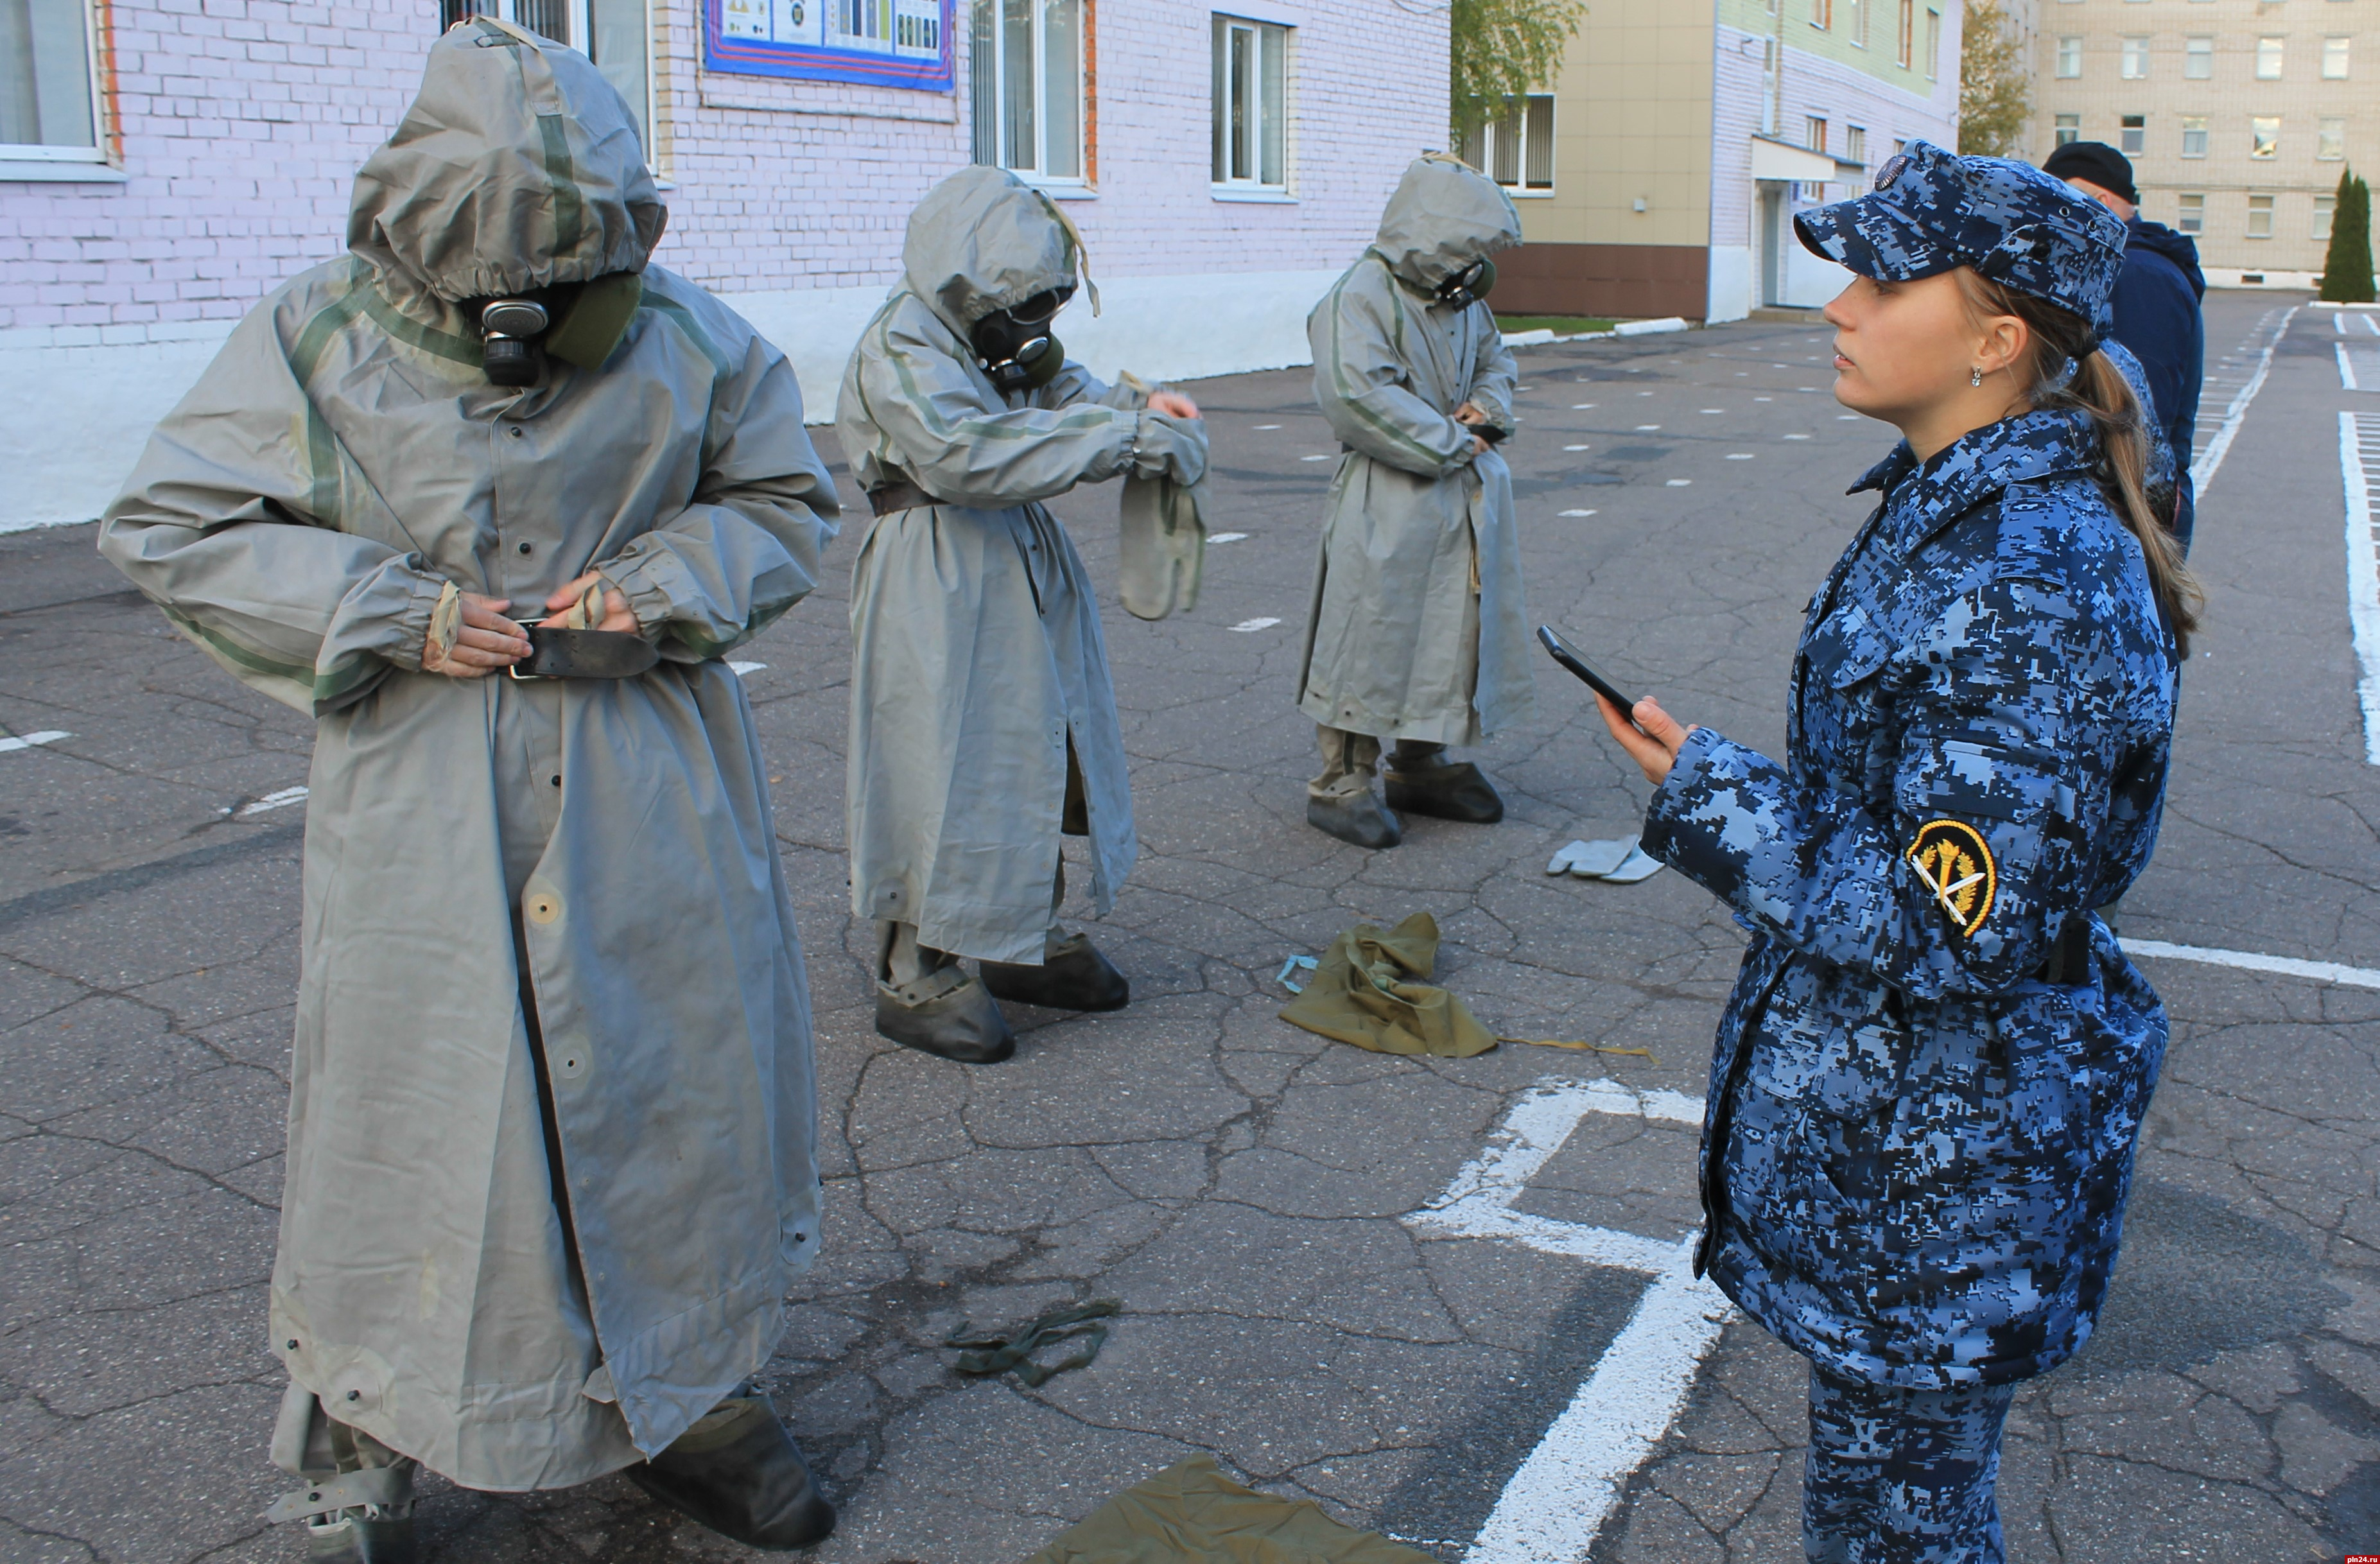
[1383,741,1504,824]
[266,1403,417,1564]
[874,974,1016,1064]
[306,1515,415,1564]
[625,1387,836,1551]
[980,932,1131,1011]
[1307,792,1402,849]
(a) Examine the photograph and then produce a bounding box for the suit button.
[518,541,533,555]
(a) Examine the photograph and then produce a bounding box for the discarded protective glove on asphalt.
[1277,911,1497,1057]
[1547,835,1663,883]
[1017,1454,1434,1564]
[947,1298,1120,1389]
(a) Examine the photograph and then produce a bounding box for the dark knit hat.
[2041,141,2139,206]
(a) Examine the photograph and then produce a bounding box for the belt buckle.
[507,616,544,680]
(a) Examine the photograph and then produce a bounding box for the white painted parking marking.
[237,786,309,817]
[1563,444,1592,451]
[1407,1079,1726,1564]
[1229,617,1281,632]
[1726,453,1755,460]
[2126,935,2380,992]
[0,730,71,754]
[1635,424,1661,430]
[1301,453,1334,462]
[1254,423,1282,430]
[1572,403,1597,409]
[2340,412,2380,765]
[1665,479,1692,487]
[2345,344,2363,392]
[728,661,766,675]
[1558,509,1598,517]
[2193,302,2300,496]
[1208,532,1249,544]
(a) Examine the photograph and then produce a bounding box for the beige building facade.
[2032,0,2377,286]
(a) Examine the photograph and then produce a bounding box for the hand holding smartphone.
[1536,626,1640,727]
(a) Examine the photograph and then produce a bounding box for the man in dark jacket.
[2044,141,2208,550]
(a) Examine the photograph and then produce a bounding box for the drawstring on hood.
[348,18,666,317]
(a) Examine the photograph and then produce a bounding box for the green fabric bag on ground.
[1018,1454,1434,1563]
[1276,911,1497,1057]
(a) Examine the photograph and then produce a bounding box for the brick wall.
[1,0,1447,339]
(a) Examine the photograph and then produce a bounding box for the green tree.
[1450,0,1588,141]
[2320,168,2376,304]
[1958,0,2031,159]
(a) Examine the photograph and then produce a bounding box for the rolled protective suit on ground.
[98,19,837,1490]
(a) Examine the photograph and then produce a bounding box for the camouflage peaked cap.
[1795,139,2127,342]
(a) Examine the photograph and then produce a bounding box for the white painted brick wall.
[1,0,1448,338]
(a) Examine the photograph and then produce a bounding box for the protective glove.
[1130,409,1209,487]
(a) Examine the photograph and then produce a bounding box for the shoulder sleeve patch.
[1907,818,1997,937]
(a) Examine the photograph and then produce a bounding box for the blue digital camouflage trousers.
[1803,1366,2018,1564]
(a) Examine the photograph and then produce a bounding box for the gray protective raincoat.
[1297,158,1534,745]
[837,167,1206,964]
[98,21,837,1490]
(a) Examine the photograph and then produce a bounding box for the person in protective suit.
[99,20,838,1560]
[838,166,1208,1063]
[1595,143,2193,1561]
[1296,154,1535,849]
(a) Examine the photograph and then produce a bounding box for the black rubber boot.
[980,933,1130,1011]
[306,1516,415,1564]
[1307,792,1402,848]
[625,1389,837,1551]
[874,975,1015,1063]
[1383,743,1504,824]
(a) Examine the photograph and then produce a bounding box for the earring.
[1970,366,1985,387]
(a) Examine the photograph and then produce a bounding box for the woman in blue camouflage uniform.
[1595,143,2199,1562]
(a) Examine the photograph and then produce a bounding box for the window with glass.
[2315,193,2336,241]
[2184,35,2212,79]
[2120,114,2145,154]
[1845,125,1866,164]
[2246,193,2273,238]
[442,0,650,148]
[1811,0,1831,29]
[2322,37,2350,79]
[1,0,100,161]
[2255,35,2284,80]
[2120,36,2149,80]
[1211,15,1288,192]
[2181,116,2207,157]
[2252,115,2279,159]
[2056,36,2081,77]
[1846,0,1865,46]
[1805,115,1827,153]
[1924,8,1940,77]
[1898,0,1915,67]
[1460,94,1553,195]
[969,0,1084,184]
[2177,192,2203,234]
[2319,116,2346,161]
[2054,112,2080,147]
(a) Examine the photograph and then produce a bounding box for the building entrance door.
[1759,184,1785,308]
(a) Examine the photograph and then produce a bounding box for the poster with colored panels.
[708,0,953,91]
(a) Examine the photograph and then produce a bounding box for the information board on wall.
[706,0,955,91]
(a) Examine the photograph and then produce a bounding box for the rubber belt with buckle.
[508,627,661,680]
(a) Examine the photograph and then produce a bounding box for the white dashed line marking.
[2127,936,2380,991]
[1726,453,1755,460]
[1699,409,1724,415]
[1783,433,1812,440]
[1208,532,1249,544]
[1563,444,1592,451]
[2341,411,2380,765]
[1301,453,1334,462]
[2193,302,2301,496]
[1754,396,1773,402]
[1666,478,1692,487]
[1572,403,1597,410]
[1229,617,1281,632]
[728,661,767,675]
[1254,423,1282,430]
[1409,1079,1727,1564]
[1635,424,1662,431]
[1558,508,1598,517]
[0,730,71,755]
[237,786,309,817]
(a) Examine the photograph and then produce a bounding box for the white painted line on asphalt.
[1300,453,1333,462]
[1726,453,1755,460]
[2344,343,2363,392]
[2192,302,2301,496]
[1228,617,1281,632]
[1253,423,1282,430]
[1208,532,1249,544]
[1406,1079,1726,1564]
[237,786,309,817]
[1558,509,1599,517]
[728,661,766,675]
[2340,412,2380,766]
[1563,444,1592,451]
[0,730,72,754]
[2126,935,2380,993]
[1665,478,1693,487]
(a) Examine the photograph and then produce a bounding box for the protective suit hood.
[901,166,1081,335]
[349,18,666,310]
[1372,156,1523,295]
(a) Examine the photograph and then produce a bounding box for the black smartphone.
[1536,625,1640,717]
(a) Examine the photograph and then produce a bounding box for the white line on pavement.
[2347,343,2364,393]
[1228,617,1281,632]
[2193,303,2300,496]
[2125,935,2380,992]
[236,786,309,817]
[0,730,72,754]
[1405,1079,1725,1564]
[2342,412,2380,766]
[727,661,766,675]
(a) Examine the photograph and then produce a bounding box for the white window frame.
[2054,112,2080,148]
[1464,93,1554,197]
[1211,13,1290,199]
[970,0,1088,190]
[2119,35,2149,80]
[2180,116,2207,159]
[2255,35,2284,81]
[2119,113,2145,155]
[2056,36,2081,78]
[2184,35,2212,80]
[1,0,107,164]
[1924,7,1940,78]
[2315,193,2335,241]
[2318,116,2346,161]
[2177,192,2204,235]
[2246,193,2274,239]
[2251,114,2280,160]
[2321,36,2350,80]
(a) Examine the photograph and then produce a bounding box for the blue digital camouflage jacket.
[1641,406,2178,1390]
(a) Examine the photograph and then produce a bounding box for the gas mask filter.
[1436,257,1497,311]
[479,298,549,387]
[970,286,1073,394]
[470,273,644,388]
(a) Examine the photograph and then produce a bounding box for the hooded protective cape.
[836,166,1206,962]
[1297,157,1535,745]
[98,20,838,1489]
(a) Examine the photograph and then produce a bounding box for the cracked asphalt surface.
[3,294,2375,1563]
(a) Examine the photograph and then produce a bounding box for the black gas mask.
[969,286,1072,394]
[465,273,646,387]
[1436,257,1497,311]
